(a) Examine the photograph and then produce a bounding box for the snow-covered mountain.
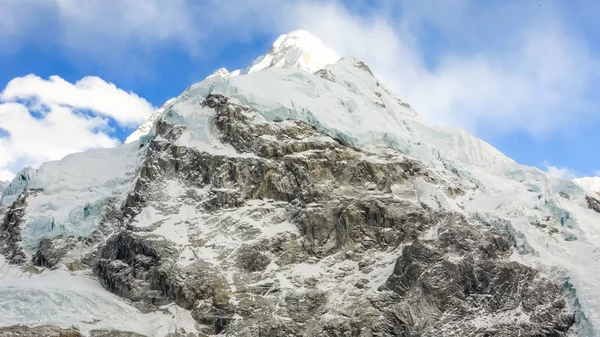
[127,30,340,144]
[1,30,598,336]
[207,29,340,78]
[0,181,8,195]
[574,176,600,194]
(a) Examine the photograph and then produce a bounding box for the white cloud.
[2,75,154,126]
[0,0,281,59]
[0,169,14,182]
[543,160,578,179]
[0,0,196,54]
[0,75,155,181]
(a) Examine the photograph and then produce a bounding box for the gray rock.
[236,244,271,272]
[586,195,600,213]
[32,236,83,268]
[116,94,575,336]
[0,190,35,264]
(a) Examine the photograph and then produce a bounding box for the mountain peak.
[574,176,600,193]
[243,30,340,74]
[133,31,340,144]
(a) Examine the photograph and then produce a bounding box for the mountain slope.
[1,31,598,336]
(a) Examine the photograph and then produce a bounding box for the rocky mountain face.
[0,31,598,337]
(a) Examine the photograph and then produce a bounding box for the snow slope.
[0,256,197,336]
[574,176,600,194]
[184,57,507,171]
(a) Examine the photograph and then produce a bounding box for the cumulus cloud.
[543,160,578,179]
[2,75,154,126]
[0,0,280,59]
[0,75,155,181]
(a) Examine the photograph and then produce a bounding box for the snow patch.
[414,177,463,213]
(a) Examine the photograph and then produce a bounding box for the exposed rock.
[236,244,271,272]
[32,236,81,268]
[96,231,229,311]
[586,195,600,213]
[283,289,328,323]
[373,213,575,336]
[0,191,32,264]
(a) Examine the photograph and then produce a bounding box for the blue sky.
[0,0,599,180]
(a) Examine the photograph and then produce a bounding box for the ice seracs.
[574,176,600,193]
[1,168,36,207]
